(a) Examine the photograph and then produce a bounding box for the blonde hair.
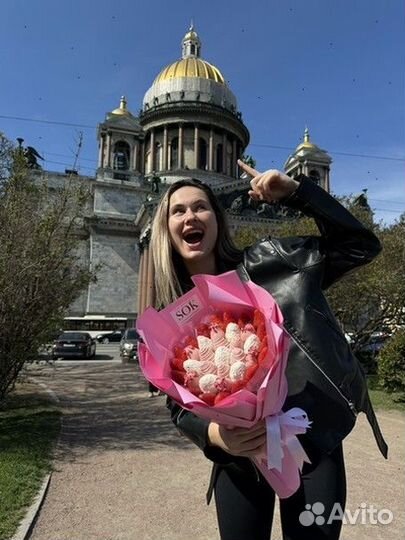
[150,179,243,308]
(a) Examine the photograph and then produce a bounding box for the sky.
[0,0,404,225]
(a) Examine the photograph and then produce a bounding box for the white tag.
[170,294,203,326]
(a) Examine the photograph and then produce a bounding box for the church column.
[133,140,139,171]
[194,124,200,169]
[232,139,237,177]
[140,139,145,174]
[168,140,172,170]
[208,128,214,170]
[222,133,227,174]
[178,124,184,168]
[98,134,105,168]
[325,167,330,192]
[163,126,168,171]
[106,132,112,167]
[150,130,155,172]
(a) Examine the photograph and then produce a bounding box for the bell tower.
[181,22,201,58]
[97,96,144,181]
[284,127,332,192]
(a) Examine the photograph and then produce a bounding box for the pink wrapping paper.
[137,270,310,498]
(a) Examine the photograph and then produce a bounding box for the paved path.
[26,363,404,540]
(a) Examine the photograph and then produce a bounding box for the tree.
[0,134,96,401]
[326,210,405,351]
[378,328,405,393]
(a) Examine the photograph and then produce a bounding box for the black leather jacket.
[167,176,388,475]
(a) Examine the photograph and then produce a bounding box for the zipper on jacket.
[250,460,261,483]
[175,407,188,426]
[284,327,358,417]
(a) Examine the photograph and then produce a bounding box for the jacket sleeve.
[166,397,235,464]
[283,175,382,289]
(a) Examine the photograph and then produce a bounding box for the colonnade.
[147,124,240,177]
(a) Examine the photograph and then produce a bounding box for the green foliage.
[0,386,61,539]
[0,134,96,401]
[378,329,405,393]
[327,214,405,348]
[233,224,269,249]
[232,215,317,250]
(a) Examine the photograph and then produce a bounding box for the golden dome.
[296,127,317,151]
[184,29,199,41]
[111,96,131,115]
[154,57,226,85]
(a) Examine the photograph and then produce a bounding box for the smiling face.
[168,186,218,275]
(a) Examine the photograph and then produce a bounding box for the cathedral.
[41,25,332,325]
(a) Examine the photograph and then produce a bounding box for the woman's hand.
[237,159,299,203]
[208,420,266,458]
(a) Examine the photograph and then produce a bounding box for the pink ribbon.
[265,408,312,473]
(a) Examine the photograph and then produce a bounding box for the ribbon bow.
[265,408,312,473]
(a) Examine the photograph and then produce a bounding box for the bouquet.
[137,270,311,498]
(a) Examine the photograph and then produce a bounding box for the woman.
[149,160,387,540]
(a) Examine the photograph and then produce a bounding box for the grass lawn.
[0,383,61,540]
[367,375,405,412]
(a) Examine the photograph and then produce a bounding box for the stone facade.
[39,26,332,322]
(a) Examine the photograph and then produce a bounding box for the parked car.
[119,328,140,361]
[95,330,124,343]
[52,332,96,359]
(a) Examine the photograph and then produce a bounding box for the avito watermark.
[299,502,394,526]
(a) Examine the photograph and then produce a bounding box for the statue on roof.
[24,146,44,169]
[148,171,161,194]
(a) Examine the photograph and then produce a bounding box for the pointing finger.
[237,159,260,177]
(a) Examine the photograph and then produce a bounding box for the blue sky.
[1,0,404,224]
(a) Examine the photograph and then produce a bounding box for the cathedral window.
[113,141,130,171]
[216,144,223,173]
[154,142,162,171]
[170,137,179,169]
[309,169,321,185]
[198,138,207,170]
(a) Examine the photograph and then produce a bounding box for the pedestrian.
[149,159,387,540]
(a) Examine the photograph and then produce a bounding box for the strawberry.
[173,346,188,360]
[214,391,231,404]
[172,370,185,385]
[196,323,210,337]
[245,364,258,381]
[170,356,185,371]
[184,335,198,348]
[256,323,266,340]
[184,373,200,394]
[209,314,225,330]
[258,346,268,366]
[223,312,236,325]
[199,392,216,406]
[259,336,267,352]
[237,312,252,329]
[230,380,245,394]
[253,309,265,328]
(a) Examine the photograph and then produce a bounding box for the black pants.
[214,441,346,540]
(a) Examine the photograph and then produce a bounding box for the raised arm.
[238,160,381,289]
[283,174,381,288]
